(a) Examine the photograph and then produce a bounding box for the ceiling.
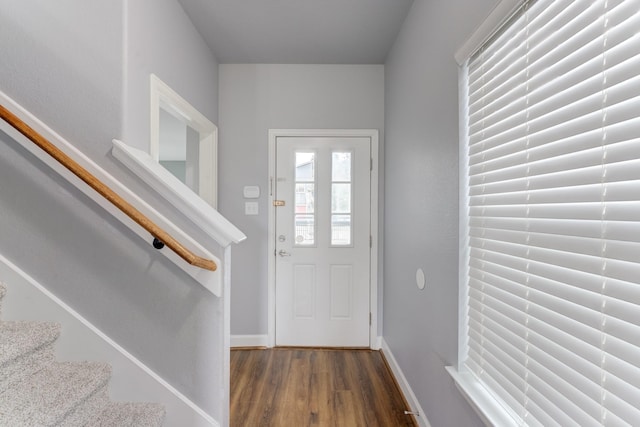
[176,0,415,64]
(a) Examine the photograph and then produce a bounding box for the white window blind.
[463,0,640,425]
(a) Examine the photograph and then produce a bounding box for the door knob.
[278,250,291,257]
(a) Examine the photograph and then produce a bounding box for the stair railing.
[0,104,217,272]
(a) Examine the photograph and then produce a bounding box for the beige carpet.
[0,282,165,426]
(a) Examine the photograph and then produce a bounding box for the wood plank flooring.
[230,348,418,427]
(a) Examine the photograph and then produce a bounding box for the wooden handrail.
[0,104,217,272]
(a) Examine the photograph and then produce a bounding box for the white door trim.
[267,129,379,349]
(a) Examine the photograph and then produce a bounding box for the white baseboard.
[374,335,383,350]
[0,255,218,427]
[381,338,432,427]
[231,334,269,348]
[230,335,381,350]
[231,335,383,350]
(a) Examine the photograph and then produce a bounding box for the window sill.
[446,367,518,427]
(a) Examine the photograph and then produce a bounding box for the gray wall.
[0,0,226,421]
[0,1,123,160]
[124,0,219,152]
[383,1,497,426]
[218,64,384,336]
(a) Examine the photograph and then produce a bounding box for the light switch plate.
[245,201,259,215]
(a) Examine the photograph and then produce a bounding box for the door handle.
[278,250,291,257]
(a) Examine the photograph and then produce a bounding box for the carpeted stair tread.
[0,321,61,393]
[0,320,60,367]
[89,402,166,427]
[0,361,111,426]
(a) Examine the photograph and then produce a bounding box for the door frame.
[267,129,379,349]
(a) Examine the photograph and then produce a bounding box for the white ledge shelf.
[112,139,246,248]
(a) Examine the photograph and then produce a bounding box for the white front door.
[274,136,371,347]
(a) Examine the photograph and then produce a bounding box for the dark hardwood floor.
[230,348,418,427]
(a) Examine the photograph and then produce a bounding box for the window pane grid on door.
[331,152,352,246]
[295,152,316,246]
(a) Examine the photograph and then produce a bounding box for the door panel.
[330,265,353,319]
[275,137,371,347]
[293,264,315,319]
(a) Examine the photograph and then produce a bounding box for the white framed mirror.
[150,74,217,208]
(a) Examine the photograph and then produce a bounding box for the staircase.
[0,282,166,426]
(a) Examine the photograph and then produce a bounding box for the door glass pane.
[332,152,351,181]
[295,183,315,214]
[331,215,351,246]
[295,214,315,246]
[295,152,316,246]
[331,183,351,213]
[331,151,353,246]
[296,152,315,181]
